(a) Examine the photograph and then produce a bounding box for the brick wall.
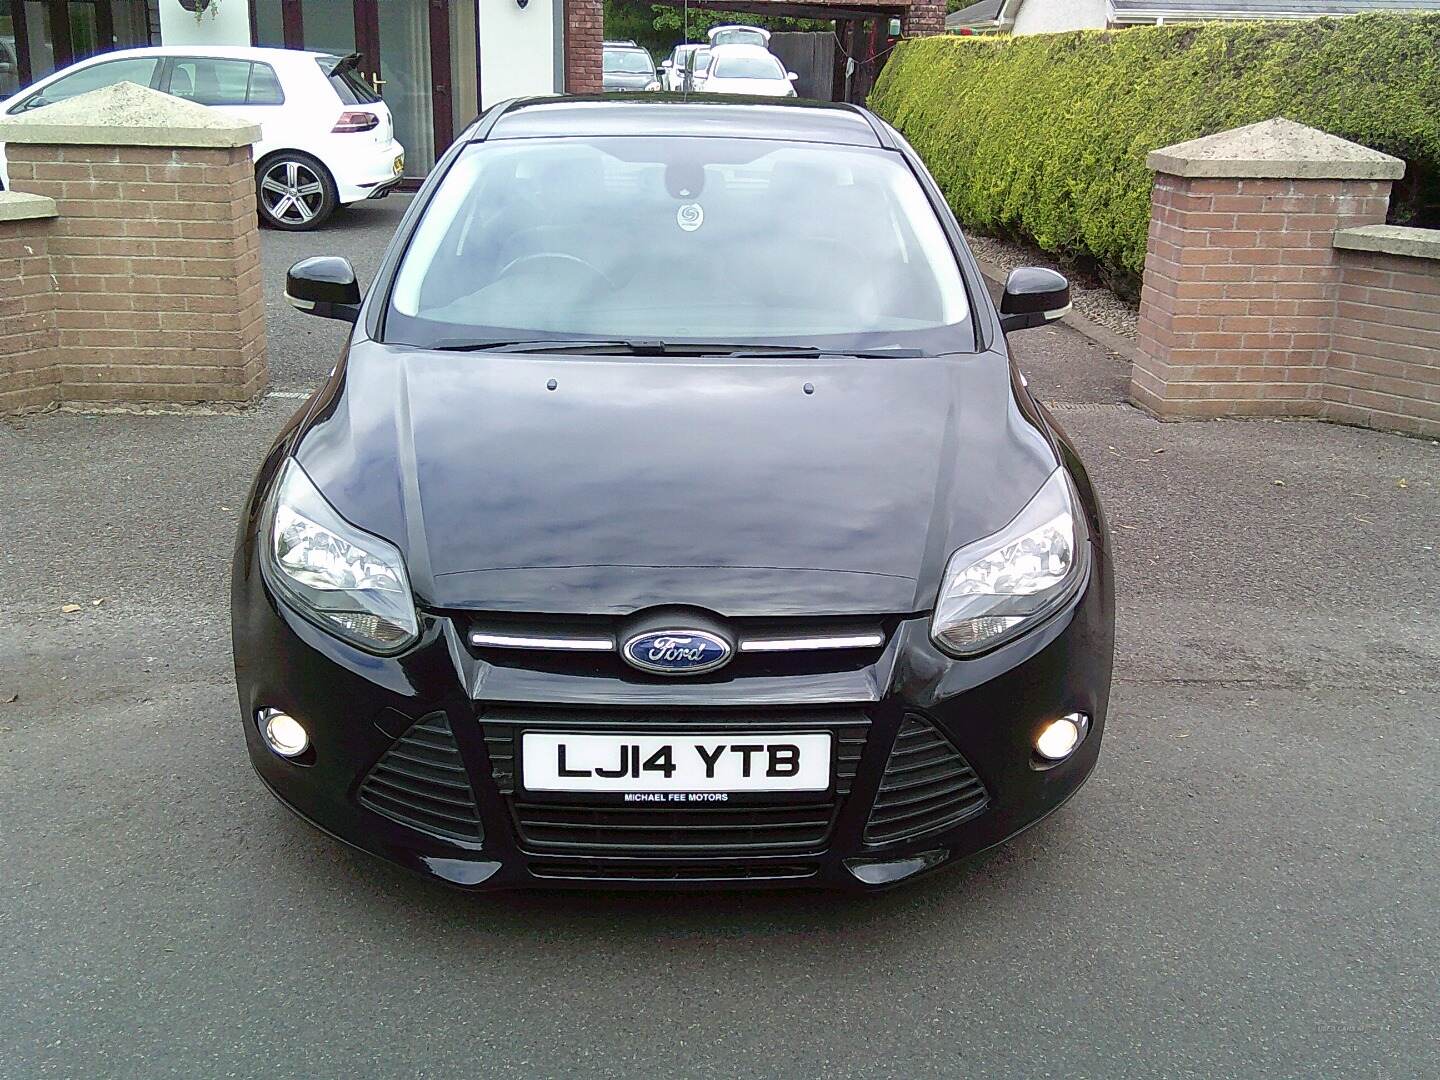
[564,0,603,95]
[903,0,947,36]
[0,214,59,414]
[1134,174,1390,418]
[1327,249,1440,435]
[2,142,265,408]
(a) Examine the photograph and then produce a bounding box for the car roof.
[706,44,780,60]
[486,97,884,148]
[47,44,332,65]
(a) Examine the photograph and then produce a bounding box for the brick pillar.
[0,81,266,409]
[903,0,947,36]
[1133,118,1401,419]
[564,0,603,95]
[0,194,59,413]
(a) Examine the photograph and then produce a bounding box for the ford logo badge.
[621,629,733,676]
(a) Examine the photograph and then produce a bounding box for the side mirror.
[661,59,673,68]
[787,72,799,81]
[999,266,1070,334]
[286,256,361,323]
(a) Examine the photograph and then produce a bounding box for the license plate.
[521,732,832,795]
[392,154,404,176]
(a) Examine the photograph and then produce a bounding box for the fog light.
[1035,713,1088,762]
[260,709,309,758]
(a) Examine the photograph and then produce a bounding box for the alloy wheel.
[259,159,326,226]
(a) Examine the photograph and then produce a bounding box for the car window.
[15,57,159,112]
[603,50,653,75]
[712,56,785,80]
[711,30,768,47]
[168,57,253,106]
[247,63,285,105]
[387,137,971,351]
[315,55,380,105]
[688,49,711,73]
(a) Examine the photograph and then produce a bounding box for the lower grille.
[358,713,484,844]
[530,861,817,883]
[481,707,868,858]
[863,715,989,845]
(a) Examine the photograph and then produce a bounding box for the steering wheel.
[496,252,616,291]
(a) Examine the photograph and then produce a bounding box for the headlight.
[260,459,420,653]
[930,467,1089,657]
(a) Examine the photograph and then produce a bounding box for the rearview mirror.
[999,267,1070,334]
[787,72,799,81]
[286,256,361,323]
[661,59,672,68]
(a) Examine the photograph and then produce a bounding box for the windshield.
[386,137,972,352]
[604,50,653,74]
[711,55,785,80]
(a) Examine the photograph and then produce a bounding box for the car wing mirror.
[999,266,1071,334]
[661,59,672,68]
[286,256,362,323]
[787,72,799,81]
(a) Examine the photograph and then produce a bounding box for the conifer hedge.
[868,15,1440,290]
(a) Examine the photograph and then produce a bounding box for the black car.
[234,97,1114,891]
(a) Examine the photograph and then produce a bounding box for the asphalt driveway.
[1,197,1436,1079]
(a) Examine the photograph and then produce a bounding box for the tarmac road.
[1,197,1437,1079]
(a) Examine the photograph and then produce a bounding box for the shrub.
[869,15,1440,291]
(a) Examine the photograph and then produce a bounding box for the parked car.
[601,43,660,93]
[699,45,798,98]
[680,46,713,92]
[707,24,771,48]
[236,96,1114,892]
[0,45,405,230]
[660,43,705,92]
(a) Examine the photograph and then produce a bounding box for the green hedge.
[869,15,1440,291]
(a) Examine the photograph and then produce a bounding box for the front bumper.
[232,545,1113,892]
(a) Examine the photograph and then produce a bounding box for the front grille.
[863,715,989,845]
[481,707,868,858]
[529,861,817,883]
[462,613,892,680]
[358,713,484,844]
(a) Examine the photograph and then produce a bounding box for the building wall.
[479,0,559,103]
[1011,0,1106,35]
[157,0,252,46]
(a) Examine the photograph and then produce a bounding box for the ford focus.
[232,97,1114,891]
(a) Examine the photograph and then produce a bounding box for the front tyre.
[256,152,337,231]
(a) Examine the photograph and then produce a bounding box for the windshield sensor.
[431,339,924,358]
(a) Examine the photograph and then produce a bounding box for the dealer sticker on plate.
[521,732,832,796]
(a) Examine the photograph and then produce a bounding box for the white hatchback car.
[699,45,798,99]
[0,46,405,230]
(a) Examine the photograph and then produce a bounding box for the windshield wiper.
[431,338,923,358]
[432,338,651,353]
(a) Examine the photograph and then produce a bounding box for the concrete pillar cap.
[0,190,58,221]
[0,81,261,148]
[1147,117,1404,181]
